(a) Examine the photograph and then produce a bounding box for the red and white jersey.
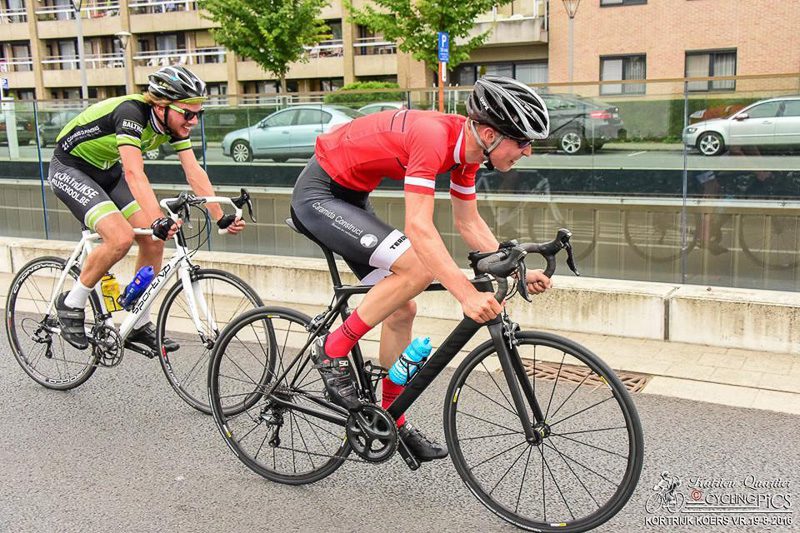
[315,109,479,201]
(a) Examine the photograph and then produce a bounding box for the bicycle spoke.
[463,381,519,418]
[489,444,530,496]
[469,441,528,472]
[458,430,522,442]
[514,447,534,513]
[542,441,618,487]
[541,445,576,521]
[549,396,615,428]
[548,370,593,421]
[551,433,628,460]
[549,438,601,507]
[553,426,628,437]
[457,409,526,434]
[480,359,516,413]
[544,352,567,420]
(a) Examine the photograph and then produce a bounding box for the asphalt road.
[1,317,798,533]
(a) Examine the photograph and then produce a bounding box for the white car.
[356,102,405,115]
[683,96,800,156]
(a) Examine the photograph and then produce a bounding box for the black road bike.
[207,223,644,532]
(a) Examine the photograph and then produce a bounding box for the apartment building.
[0,0,797,102]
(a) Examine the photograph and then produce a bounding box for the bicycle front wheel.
[157,268,264,414]
[208,307,350,485]
[444,331,643,533]
[6,256,101,390]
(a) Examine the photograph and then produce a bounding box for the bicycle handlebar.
[158,188,256,235]
[468,228,580,303]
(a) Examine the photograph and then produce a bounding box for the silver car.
[683,96,800,156]
[222,105,362,162]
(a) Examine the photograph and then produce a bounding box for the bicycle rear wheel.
[157,268,263,414]
[208,307,350,485]
[5,256,101,390]
[444,331,643,533]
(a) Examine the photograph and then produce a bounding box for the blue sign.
[437,32,449,63]
[0,78,8,90]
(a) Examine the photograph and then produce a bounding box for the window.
[264,110,296,128]
[782,101,800,117]
[686,50,736,92]
[600,55,645,95]
[601,0,646,5]
[453,61,548,86]
[296,109,330,126]
[745,102,781,119]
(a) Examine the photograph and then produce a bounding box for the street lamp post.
[71,0,89,103]
[562,0,581,85]
[114,31,133,94]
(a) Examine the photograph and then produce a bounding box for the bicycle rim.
[157,269,264,414]
[444,331,643,532]
[209,306,350,485]
[6,256,100,390]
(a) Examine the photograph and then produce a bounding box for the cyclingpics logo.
[644,470,793,528]
[360,234,378,248]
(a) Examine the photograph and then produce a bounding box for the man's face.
[163,102,202,137]
[489,132,533,172]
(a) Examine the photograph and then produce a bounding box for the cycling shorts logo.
[360,234,378,248]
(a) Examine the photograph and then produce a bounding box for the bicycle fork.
[487,320,546,444]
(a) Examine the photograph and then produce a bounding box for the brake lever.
[516,259,532,302]
[232,188,257,223]
[565,242,580,276]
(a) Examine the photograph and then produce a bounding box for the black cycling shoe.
[55,293,88,350]
[310,335,362,411]
[125,322,180,358]
[399,422,448,462]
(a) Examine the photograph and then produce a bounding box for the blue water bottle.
[388,337,433,385]
[118,266,155,310]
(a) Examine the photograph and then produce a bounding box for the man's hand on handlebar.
[217,214,246,235]
[151,217,182,241]
[461,288,503,324]
[526,269,552,295]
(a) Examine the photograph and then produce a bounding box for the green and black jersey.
[55,94,192,179]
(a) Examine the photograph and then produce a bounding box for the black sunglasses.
[168,104,204,122]
[509,136,532,149]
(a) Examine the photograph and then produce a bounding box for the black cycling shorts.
[48,155,141,231]
[290,156,411,285]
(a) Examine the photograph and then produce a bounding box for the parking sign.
[1,78,8,90]
[437,32,449,63]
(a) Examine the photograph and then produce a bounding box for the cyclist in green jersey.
[50,66,245,352]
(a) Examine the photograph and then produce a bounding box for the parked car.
[688,103,746,125]
[539,93,625,154]
[143,142,206,161]
[222,105,363,162]
[683,96,800,156]
[38,109,81,147]
[357,102,405,115]
[0,115,36,146]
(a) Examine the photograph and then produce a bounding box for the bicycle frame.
[265,246,542,443]
[44,227,216,344]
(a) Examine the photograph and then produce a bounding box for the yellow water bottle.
[100,273,122,312]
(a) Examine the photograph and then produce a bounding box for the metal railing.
[305,39,344,58]
[0,58,35,72]
[128,0,198,15]
[34,2,120,21]
[132,47,226,67]
[0,7,27,23]
[41,52,125,70]
[353,37,396,56]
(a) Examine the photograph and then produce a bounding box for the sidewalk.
[603,141,684,152]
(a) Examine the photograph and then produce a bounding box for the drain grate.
[521,359,650,394]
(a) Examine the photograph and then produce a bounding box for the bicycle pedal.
[396,436,421,471]
[123,341,157,359]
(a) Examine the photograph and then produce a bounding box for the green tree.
[344,0,510,73]
[199,0,330,91]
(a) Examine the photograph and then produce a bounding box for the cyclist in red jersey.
[290,76,552,461]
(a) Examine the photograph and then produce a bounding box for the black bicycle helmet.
[147,66,207,103]
[467,75,550,140]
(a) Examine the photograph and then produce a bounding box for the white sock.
[133,309,152,330]
[65,280,93,309]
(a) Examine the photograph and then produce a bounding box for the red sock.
[324,309,372,359]
[382,377,406,427]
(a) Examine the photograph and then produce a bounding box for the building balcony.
[0,8,29,40]
[134,49,228,84]
[354,53,397,77]
[35,4,122,39]
[465,15,548,46]
[1,68,36,89]
[236,55,346,81]
[129,0,214,33]
[42,56,126,87]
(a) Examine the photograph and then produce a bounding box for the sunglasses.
[508,136,532,149]
[168,104,204,122]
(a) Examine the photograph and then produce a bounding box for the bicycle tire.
[738,213,800,270]
[6,256,101,390]
[444,331,643,533]
[157,268,264,414]
[208,306,350,485]
[623,210,697,263]
[527,206,597,262]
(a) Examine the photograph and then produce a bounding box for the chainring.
[345,404,398,463]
